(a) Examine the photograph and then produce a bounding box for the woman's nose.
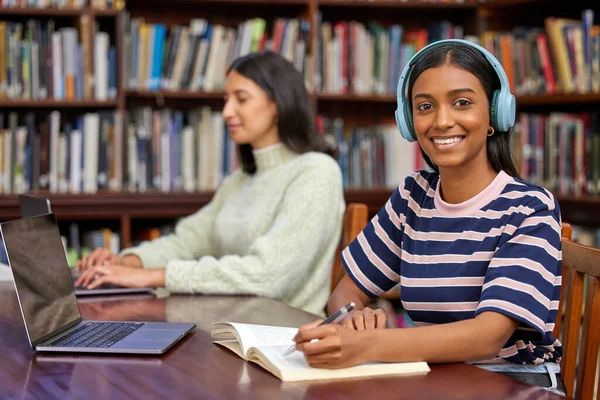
[433,105,455,130]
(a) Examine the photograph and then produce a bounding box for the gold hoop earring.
[487,127,495,137]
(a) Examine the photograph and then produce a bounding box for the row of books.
[0,19,117,101]
[512,111,600,197]
[319,117,423,189]
[314,18,463,95]
[0,111,124,194]
[123,14,310,93]
[0,0,122,7]
[0,107,236,195]
[0,0,86,7]
[127,106,236,193]
[480,11,599,95]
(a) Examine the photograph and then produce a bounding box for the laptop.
[18,194,155,296]
[1,213,195,354]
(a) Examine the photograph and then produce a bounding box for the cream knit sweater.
[121,143,345,315]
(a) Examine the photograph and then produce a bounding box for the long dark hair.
[227,51,335,174]
[406,43,520,178]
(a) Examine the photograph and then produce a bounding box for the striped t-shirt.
[342,170,562,364]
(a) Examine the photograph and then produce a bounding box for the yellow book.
[544,17,577,94]
[138,23,148,90]
[211,322,430,382]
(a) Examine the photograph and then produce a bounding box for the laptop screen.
[1,213,80,345]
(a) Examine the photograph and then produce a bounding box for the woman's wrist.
[121,254,143,268]
[148,268,166,287]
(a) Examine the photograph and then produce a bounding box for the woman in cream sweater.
[75,51,345,315]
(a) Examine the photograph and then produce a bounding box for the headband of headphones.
[394,39,516,142]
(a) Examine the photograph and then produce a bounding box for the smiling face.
[411,64,492,173]
[222,70,280,149]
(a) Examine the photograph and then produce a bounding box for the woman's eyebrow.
[413,88,476,101]
[447,88,476,96]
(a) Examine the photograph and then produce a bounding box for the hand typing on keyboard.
[74,264,166,289]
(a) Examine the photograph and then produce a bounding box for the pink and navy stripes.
[342,170,562,364]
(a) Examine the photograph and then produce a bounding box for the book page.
[249,345,430,382]
[212,323,297,357]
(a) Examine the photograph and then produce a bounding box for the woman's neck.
[438,162,498,204]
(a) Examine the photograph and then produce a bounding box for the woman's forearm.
[327,275,372,315]
[364,311,519,364]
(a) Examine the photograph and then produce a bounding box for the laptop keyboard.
[71,275,123,290]
[48,321,144,348]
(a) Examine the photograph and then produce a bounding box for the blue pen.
[284,302,355,356]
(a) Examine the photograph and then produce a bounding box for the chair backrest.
[558,225,600,400]
[552,223,573,338]
[330,203,369,294]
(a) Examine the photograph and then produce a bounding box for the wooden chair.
[330,203,369,294]
[555,223,600,400]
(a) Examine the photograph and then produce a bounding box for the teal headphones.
[395,39,516,142]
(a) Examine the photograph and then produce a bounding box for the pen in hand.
[284,302,356,356]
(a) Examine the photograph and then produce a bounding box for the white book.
[83,113,99,194]
[211,322,430,382]
[69,129,82,194]
[202,25,224,92]
[182,125,195,192]
[109,111,123,192]
[48,110,60,193]
[94,32,109,101]
[210,113,224,189]
[57,133,68,193]
[51,32,63,99]
[239,20,253,57]
[127,124,137,192]
[61,28,77,100]
[190,39,209,91]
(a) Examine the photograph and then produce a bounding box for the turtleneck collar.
[252,143,299,172]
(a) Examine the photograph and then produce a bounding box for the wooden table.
[0,282,566,399]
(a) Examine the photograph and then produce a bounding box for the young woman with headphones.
[293,39,563,390]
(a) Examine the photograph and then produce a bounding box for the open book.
[211,322,430,382]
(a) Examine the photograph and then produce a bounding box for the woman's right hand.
[75,248,122,272]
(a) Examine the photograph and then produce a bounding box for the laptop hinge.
[32,317,82,347]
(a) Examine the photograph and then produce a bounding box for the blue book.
[150,25,166,91]
[108,46,117,99]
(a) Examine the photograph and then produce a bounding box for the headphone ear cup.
[403,101,416,142]
[395,103,417,142]
[490,90,500,132]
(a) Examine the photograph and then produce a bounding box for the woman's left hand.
[74,265,165,289]
[293,321,370,369]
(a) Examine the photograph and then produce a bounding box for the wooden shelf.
[0,191,216,220]
[127,0,308,5]
[0,99,119,108]
[317,93,397,103]
[0,190,595,226]
[517,93,600,106]
[0,7,121,17]
[317,0,478,8]
[126,90,225,100]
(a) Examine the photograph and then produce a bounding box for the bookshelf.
[2,0,600,251]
